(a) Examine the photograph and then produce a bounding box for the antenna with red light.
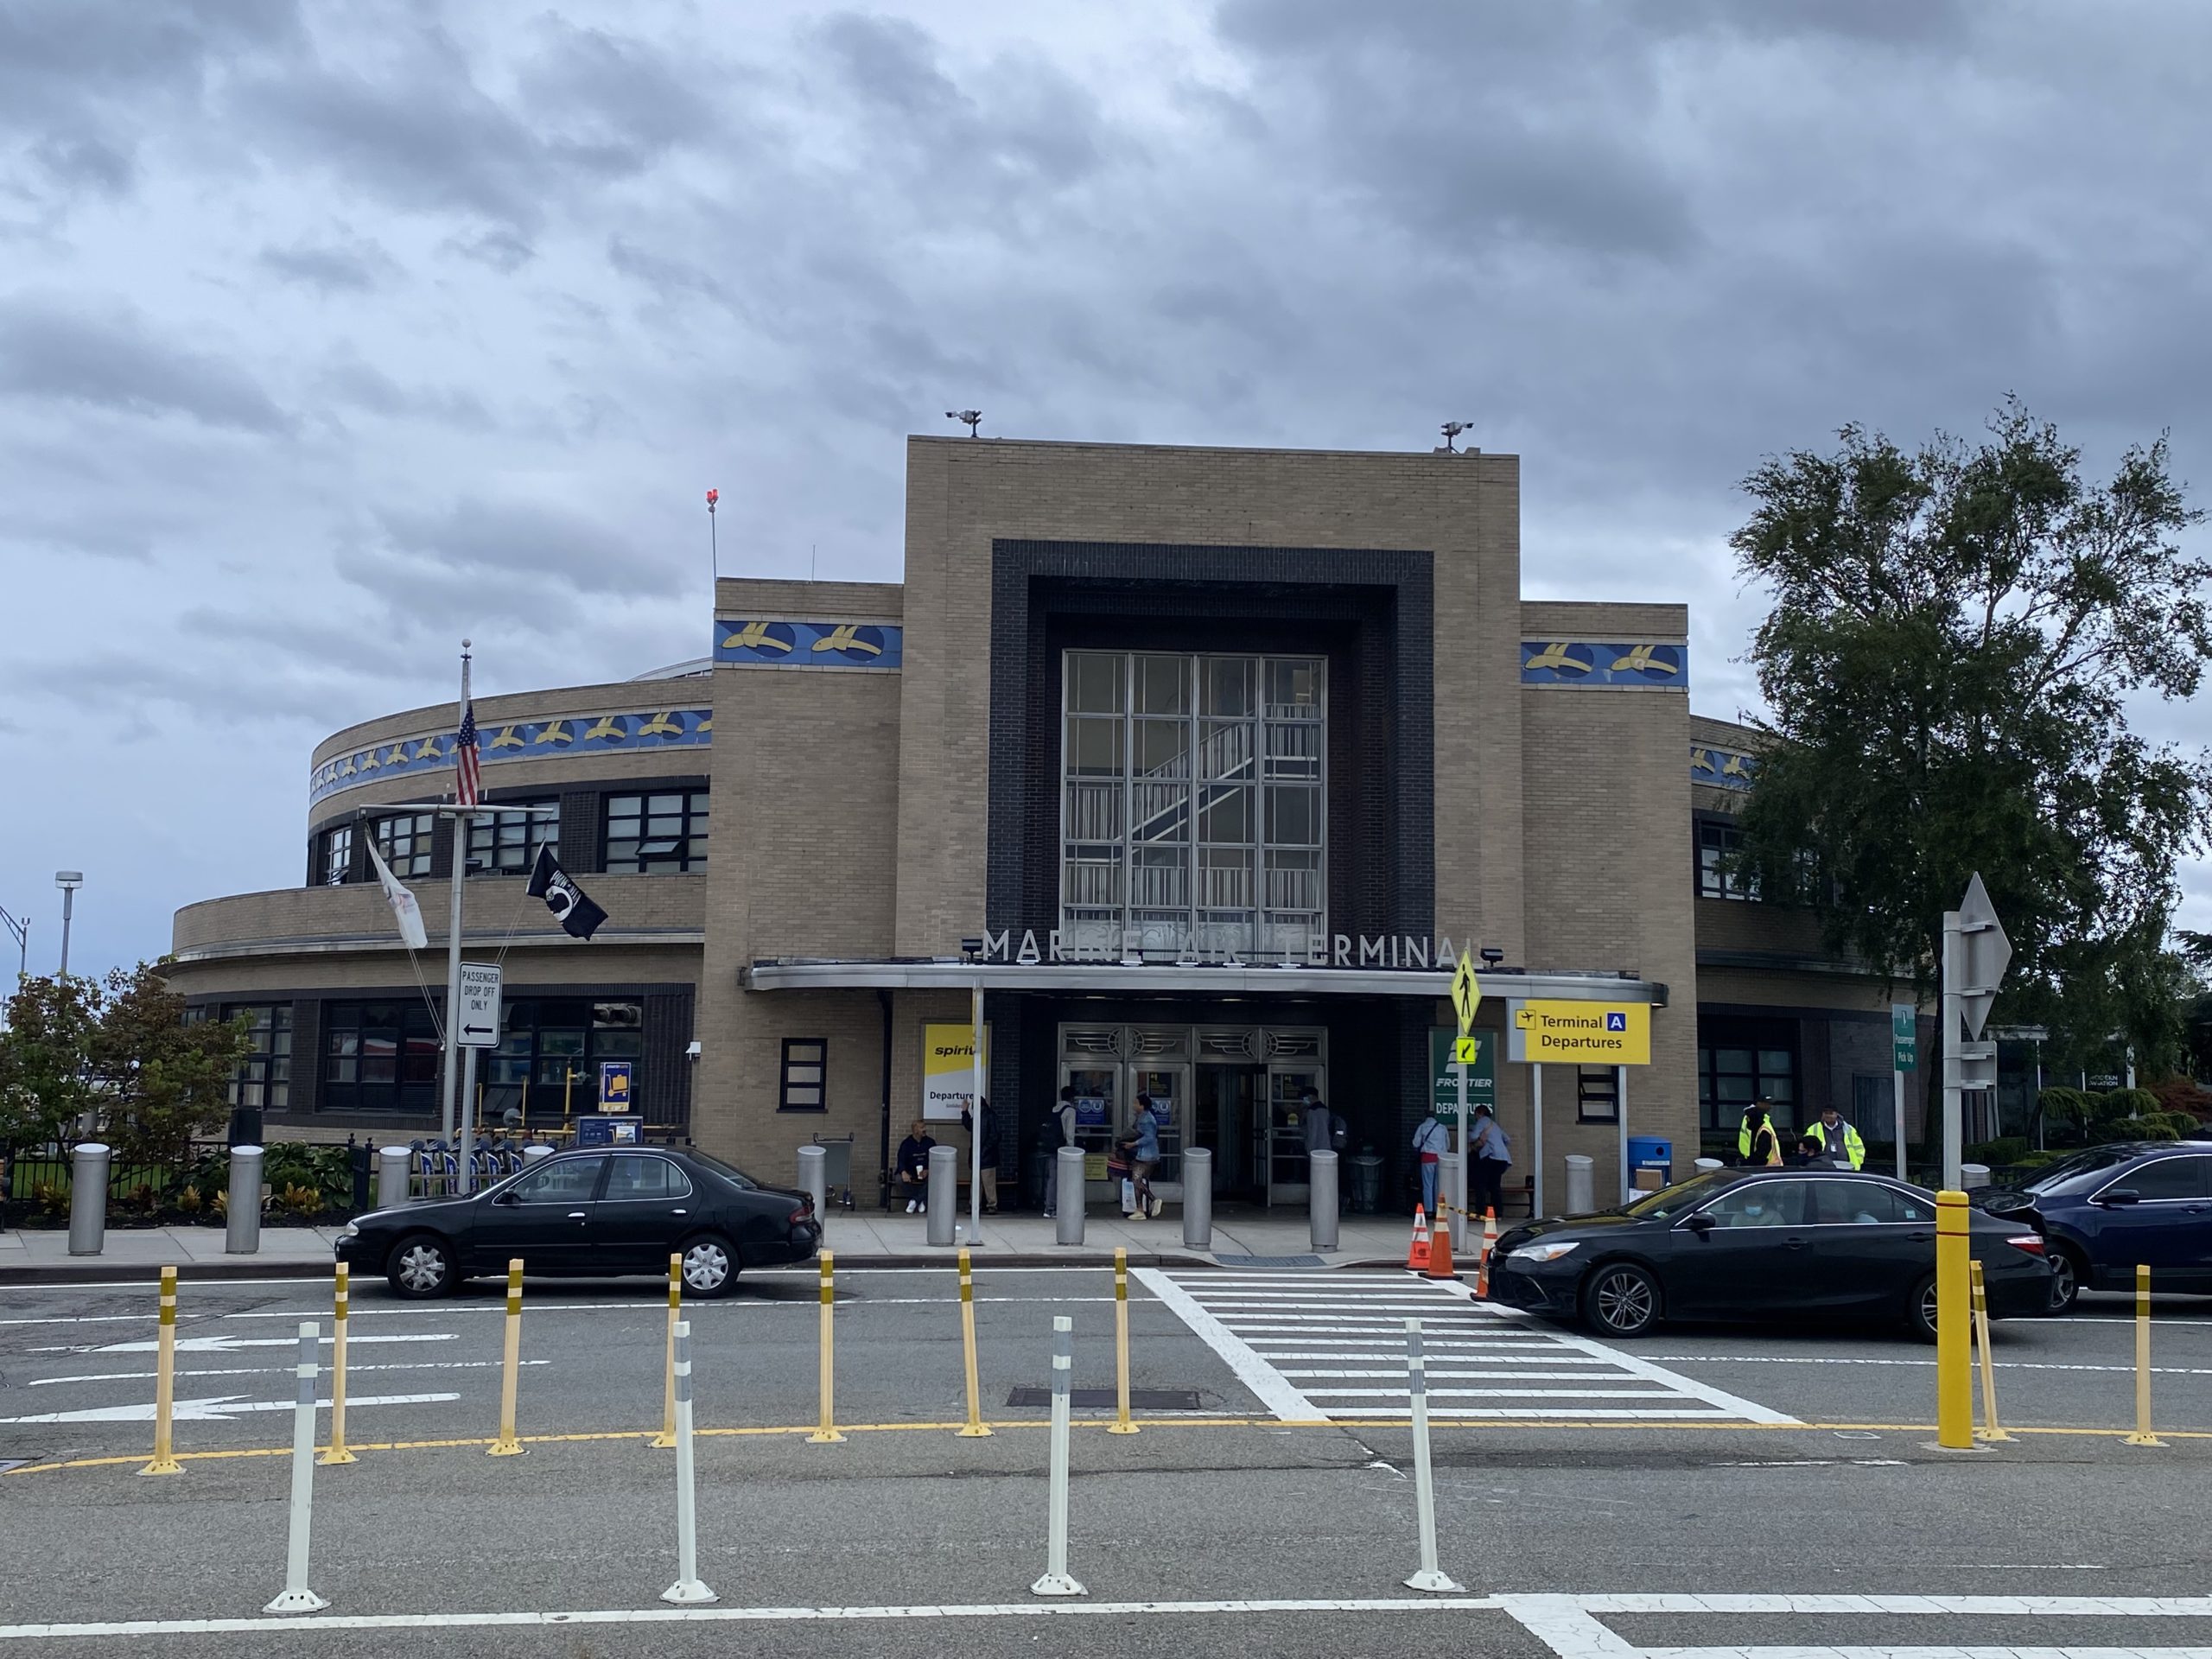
[705,488,720,582]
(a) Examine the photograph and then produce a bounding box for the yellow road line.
[9,1415,2208,1477]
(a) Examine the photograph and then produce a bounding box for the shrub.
[2099,1088,2162,1123]
[2012,1148,2068,1169]
[2095,1116,2178,1144]
[2152,1112,2207,1140]
[2148,1076,2212,1120]
[272,1183,324,1218]
[32,1180,67,1217]
[1966,1137,2031,1167]
[2037,1087,2092,1132]
[262,1144,353,1204]
[175,1185,203,1215]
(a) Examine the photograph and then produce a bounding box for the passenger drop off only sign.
[1507,1000,1651,1065]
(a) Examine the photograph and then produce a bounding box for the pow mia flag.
[526,845,608,940]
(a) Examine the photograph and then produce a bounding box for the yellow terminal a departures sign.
[1451,955,1480,1064]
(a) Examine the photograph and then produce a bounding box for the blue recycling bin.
[1627,1135,1673,1187]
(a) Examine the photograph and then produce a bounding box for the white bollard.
[1402,1318,1465,1593]
[661,1319,716,1605]
[375,1145,412,1210]
[262,1321,329,1614]
[1031,1314,1085,1598]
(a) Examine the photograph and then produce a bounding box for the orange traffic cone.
[1406,1205,1432,1272]
[1475,1206,1499,1297]
[1424,1208,1456,1280]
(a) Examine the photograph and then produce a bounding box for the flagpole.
[440,641,472,1151]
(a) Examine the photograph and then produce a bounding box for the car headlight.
[341,1221,359,1239]
[1513,1240,1580,1263]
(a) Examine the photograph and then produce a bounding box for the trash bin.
[1347,1151,1383,1214]
[1627,1135,1673,1189]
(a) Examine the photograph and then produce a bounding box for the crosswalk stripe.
[1139,1268,1796,1427]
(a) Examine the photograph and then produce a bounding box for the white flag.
[366,838,429,950]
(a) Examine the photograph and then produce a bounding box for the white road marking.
[0,1392,461,1425]
[1645,1353,2212,1377]
[58,1332,457,1355]
[31,1360,546,1386]
[1141,1269,1797,1426]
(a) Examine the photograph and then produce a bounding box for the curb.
[0,1252,1414,1287]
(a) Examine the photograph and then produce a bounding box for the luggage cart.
[810,1133,856,1209]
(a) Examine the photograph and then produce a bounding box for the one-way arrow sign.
[458,961,503,1050]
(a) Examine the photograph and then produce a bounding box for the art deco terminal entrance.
[1056,1022,1328,1207]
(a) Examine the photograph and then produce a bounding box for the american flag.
[454,699,482,808]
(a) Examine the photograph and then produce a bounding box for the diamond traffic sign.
[1954,872,2011,1041]
[1451,954,1480,1036]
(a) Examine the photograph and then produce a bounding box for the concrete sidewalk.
[0,1207,1425,1284]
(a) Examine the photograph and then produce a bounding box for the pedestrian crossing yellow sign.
[1451,954,1480,1036]
[1454,1036,1478,1065]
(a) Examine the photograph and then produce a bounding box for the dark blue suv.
[1980,1142,2212,1311]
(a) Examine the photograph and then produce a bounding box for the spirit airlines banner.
[922,1023,991,1122]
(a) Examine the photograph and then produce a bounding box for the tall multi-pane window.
[467,801,559,874]
[321,824,354,887]
[489,1000,645,1115]
[1698,1032,1797,1131]
[372,813,435,879]
[605,791,709,873]
[323,1001,441,1114]
[1060,652,1325,958]
[223,1004,292,1112]
[1696,816,1756,900]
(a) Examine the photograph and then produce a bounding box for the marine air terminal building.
[166,436,1923,1213]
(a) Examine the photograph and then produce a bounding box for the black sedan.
[1489,1167,2052,1340]
[1976,1142,2212,1311]
[338,1145,821,1299]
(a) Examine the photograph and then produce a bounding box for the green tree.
[0,975,102,1147]
[1730,400,2212,1077]
[84,963,251,1170]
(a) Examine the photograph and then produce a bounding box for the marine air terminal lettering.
[977,930,1478,969]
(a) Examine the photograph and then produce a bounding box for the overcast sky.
[3,0,2209,979]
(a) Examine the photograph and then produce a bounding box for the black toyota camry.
[1489,1166,2052,1340]
[337,1145,821,1299]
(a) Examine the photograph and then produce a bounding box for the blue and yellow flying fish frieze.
[1691,745,1759,791]
[1519,641,1688,685]
[714,619,903,668]
[308,708,713,804]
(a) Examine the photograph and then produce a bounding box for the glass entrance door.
[1128,1063,1191,1198]
[1265,1064,1323,1206]
[1060,1063,1117,1205]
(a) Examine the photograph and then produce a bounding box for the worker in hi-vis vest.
[1808,1105,1866,1170]
[1738,1103,1783,1167]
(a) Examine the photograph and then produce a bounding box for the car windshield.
[1622,1171,1731,1219]
[683,1148,758,1190]
[2020,1147,2137,1195]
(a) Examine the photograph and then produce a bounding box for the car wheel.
[1906,1273,1941,1343]
[387,1233,454,1300]
[679,1232,739,1299]
[1580,1262,1662,1338]
[2047,1248,2082,1313]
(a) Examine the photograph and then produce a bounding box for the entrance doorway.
[1057,1022,1327,1209]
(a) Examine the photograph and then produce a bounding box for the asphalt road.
[4,1268,2211,1656]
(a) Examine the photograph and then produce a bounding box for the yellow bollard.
[1968,1259,2012,1444]
[957,1248,991,1437]
[2122,1262,2166,1447]
[487,1259,525,1456]
[1109,1245,1137,1434]
[807,1251,846,1443]
[1935,1190,1972,1449]
[651,1253,682,1449]
[138,1265,183,1477]
[318,1262,359,1465]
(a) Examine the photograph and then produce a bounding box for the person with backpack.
[1128,1094,1164,1220]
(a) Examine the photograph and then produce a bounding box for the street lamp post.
[0,905,26,1031]
[54,872,83,979]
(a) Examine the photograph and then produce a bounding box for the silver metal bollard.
[1402,1319,1465,1593]
[662,1319,715,1605]
[926,1143,958,1245]
[67,1142,110,1256]
[1030,1313,1085,1597]
[1055,1146,1086,1245]
[375,1145,412,1210]
[262,1321,329,1613]
[226,1144,264,1255]
[1961,1162,1992,1190]
[1308,1149,1339,1250]
[797,1144,829,1225]
[1181,1146,1212,1249]
[522,1143,554,1167]
[1693,1157,1724,1173]
[1564,1154,1594,1215]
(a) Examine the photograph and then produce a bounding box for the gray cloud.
[259,237,395,292]
[0,296,289,430]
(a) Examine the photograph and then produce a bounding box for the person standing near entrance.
[959,1096,1001,1213]
[1412,1110,1449,1217]
[1469,1102,1511,1217]
[1738,1103,1783,1167]
[1301,1087,1332,1171]
[1129,1093,1163,1220]
[1041,1086,1080,1218]
[896,1119,936,1213]
[1808,1104,1866,1170]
